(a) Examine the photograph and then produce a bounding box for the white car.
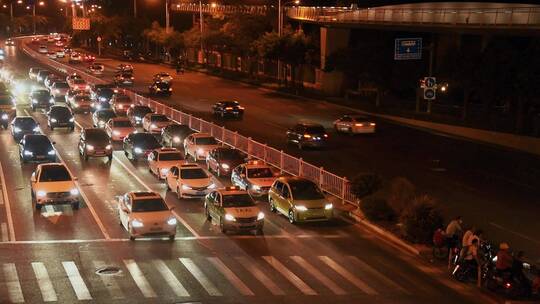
[47,51,56,59]
[88,63,105,76]
[50,82,70,99]
[166,163,216,199]
[38,45,47,54]
[30,163,80,210]
[105,117,135,141]
[56,50,65,58]
[68,52,82,64]
[231,160,277,197]
[117,191,177,241]
[333,114,376,134]
[147,148,185,179]
[142,113,171,134]
[183,133,220,161]
[69,78,90,91]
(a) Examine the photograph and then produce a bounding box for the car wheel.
[84,153,89,161]
[129,235,135,241]
[205,207,211,221]
[72,201,80,210]
[108,155,113,162]
[269,199,277,213]
[70,126,75,132]
[288,210,296,224]
[124,150,128,157]
[168,234,175,241]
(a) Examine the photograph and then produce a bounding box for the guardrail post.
[298,158,303,176]
[247,137,252,156]
[280,150,284,173]
[188,114,192,128]
[319,167,324,189]
[263,144,268,161]
[341,177,348,205]
[234,131,238,147]
[222,126,226,142]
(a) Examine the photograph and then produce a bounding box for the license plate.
[196,191,205,195]
[95,152,105,155]
[150,227,161,232]
[36,156,45,159]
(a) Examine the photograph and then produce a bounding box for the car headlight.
[73,103,79,108]
[118,105,123,109]
[224,214,236,222]
[167,217,177,226]
[69,118,74,122]
[24,150,33,156]
[257,212,265,221]
[150,124,156,129]
[50,118,57,123]
[2,114,8,120]
[197,148,204,155]
[33,127,40,132]
[324,203,333,210]
[48,150,56,155]
[32,99,38,104]
[105,145,112,150]
[172,136,180,143]
[49,99,55,104]
[99,97,106,102]
[135,116,141,121]
[113,130,120,136]
[221,163,229,169]
[156,88,161,91]
[160,168,169,175]
[70,188,79,196]
[295,205,308,212]
[132,147,142,154]
[86,144,94,151]
[36,190,46,197]
[251,185,261,191]
[98,121,105,126]
[181,184,190,190]
[13,127,21,133]
[131,219,144,228]
[208,183,216,189]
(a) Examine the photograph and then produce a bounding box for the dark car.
[92,87,115,104]
[160,124,195,148]
[47,105,74,131]
[123,132,162,160]
[148,81,172,96]
[11,116,40,141]
[30,89,53,111]
[212,101,244,119]
[0,94,15,129]
[78,128,112,161]
[92,109,117,128]
[206,147,247,177]
[36,70,52,84]
[19,134,56,163]
[114,72,134,86]
[286,123,328,149]
[127,105,153,127]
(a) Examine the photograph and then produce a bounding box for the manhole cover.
[95,266,122,276]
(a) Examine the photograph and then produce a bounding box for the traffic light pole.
[427,42,434,114]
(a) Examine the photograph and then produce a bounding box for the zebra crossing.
[0,254,422,303]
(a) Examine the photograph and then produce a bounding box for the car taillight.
[303,134,311,138]
[323,134,328,138]
[355,123,364,127]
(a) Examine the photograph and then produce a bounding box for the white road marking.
[152,259,190,297]
[348,256,409,294]
[62,261,93,300]
[207,257,254,296]
[291,256,346,295]
[179,257,222,296]
[318,256,378,295]
[262,256,317,295]
[114,156,200,238]
[0,162,16,241]
[1,222,8,242]
[490,222,540,244]
[3,263,25,303]
[31,262,58,302]
[123,259,157,298]
[93,260,124,299]
[235,256,285,296]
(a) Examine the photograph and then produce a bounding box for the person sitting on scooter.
[464,238,482,287]
[511,251,531,292]
[496,243,513,274]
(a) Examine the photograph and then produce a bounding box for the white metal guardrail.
[287,6,540,28]
[21,40,353,206]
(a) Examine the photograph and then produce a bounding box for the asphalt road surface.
[0,40,502,303]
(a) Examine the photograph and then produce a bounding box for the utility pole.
[133,0,137,18]
[199,0,203,62]
[277,0,282,85]
[32,4,36,34]
[165,0,171,33]
[10,3,13,21]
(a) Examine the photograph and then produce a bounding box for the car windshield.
[289,180,325,200]
[305,126,326,134]
[195,137,217,145]
[247,167,273,178]
[0,96,12,105]
[73,79,86,84]
[54,82,69,88]
[132,134,160,149]
[222,101,239,107]
[51,107,71,117]
[158,152,183,161]
[121,73,132,78]
[133,107,152,116]
[32,91,49,98]
[158,73,170,77]
[132,198,168,212]
[180,168,208,179]
[220,149,244,161]
[39,166,71,182]
[97,110,116,120]
[151,115,169,122]
[86,130,109,142]
[115,96,131,103]
[222,194,255,208]
[113,120,132,128]
[15,118,37,128]
[98,88,114,97]
[26,136,51,148]
[156,83,169,89]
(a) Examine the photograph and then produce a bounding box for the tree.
[350,173,383,200]
[143,21,184,58]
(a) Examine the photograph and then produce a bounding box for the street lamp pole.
[32,4,36,34]
[199,0,203,61]
[10,3,13,21]
[165,0,170,33]
[133,0,137,18]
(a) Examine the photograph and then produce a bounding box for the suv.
[47,105,75,131]
[268,176,333,224]
[204,187,264,234]
[30,163,80,210]
[78,128,113,161]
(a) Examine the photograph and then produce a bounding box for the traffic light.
[423,77,436,100]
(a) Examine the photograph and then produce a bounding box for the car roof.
[216,187,247,196]
[38,163,66,169]
[179,163,201,169]
[129,191,161,200]
[191,132,213,138]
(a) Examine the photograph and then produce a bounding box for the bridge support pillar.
[318,27,350,95]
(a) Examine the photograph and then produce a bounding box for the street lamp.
[32,1,45,35]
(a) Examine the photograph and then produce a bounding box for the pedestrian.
[463,238,481,287]
[446,216,463,268]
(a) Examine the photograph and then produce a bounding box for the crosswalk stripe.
[31,262,58,302]
[235,256,285,296]
[62,261,92,300]
[348,256,410,294]
[152,259,190,297]
[1,223,8,242]
[3,263,24,303]
[123,259,157,298]
[262,256,317,295]
[318,256,377,295]
[93,261,124,299]
[179,258,222,296]
[291,256,346,295]
[207,257,254,296]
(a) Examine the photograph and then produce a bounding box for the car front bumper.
[224,219,264,231]
[130,224,176,237]
[296,209,333,222]
[180,187,212,198]
[36,193,78,205]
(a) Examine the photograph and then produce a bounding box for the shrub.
[360,196,396,222]
[401,195,443,244]
[351,173,383,199]
[388,177,416,215]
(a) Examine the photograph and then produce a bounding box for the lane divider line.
[0,162,16,241]
[1,222,9,242]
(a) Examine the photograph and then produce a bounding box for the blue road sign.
[394,38,422,60]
